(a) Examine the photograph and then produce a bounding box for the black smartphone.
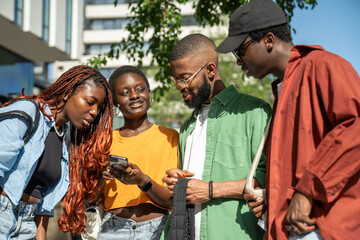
[109,155,128,171]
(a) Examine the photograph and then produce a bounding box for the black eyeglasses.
[232,39,255,62]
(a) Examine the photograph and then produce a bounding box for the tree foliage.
[89,0,317,86]
[88,0,317,126]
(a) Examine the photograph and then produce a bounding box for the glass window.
[85,44,111,55]
[0,47,34,97]
[42,0,50,42]
[86,0,137,5]
[181,15,197,26]
[91,20,103,30]
[120,18,132,29]
[86,18,132,30]
[114,19,123,29]
[103,19,113,29]
[14,0,24,27]
[65,0,72,55]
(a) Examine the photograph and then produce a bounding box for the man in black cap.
[216,0,360,240]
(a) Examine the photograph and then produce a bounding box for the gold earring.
[114,104,121,115]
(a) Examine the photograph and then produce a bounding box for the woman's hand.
[102,166,114,181]
[109,162,147,186]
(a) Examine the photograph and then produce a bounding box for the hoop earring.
[114,104,121,115]
[150,98,154,107]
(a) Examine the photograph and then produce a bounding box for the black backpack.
[0,99,40,144]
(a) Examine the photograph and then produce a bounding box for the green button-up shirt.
[162,85,272,240]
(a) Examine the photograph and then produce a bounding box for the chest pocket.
[213,133,249,169]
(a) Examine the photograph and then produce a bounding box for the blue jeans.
[0,195,38,240]
[289,229,324,240]
[97,212,168,240]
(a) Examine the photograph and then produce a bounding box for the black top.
[24,127,63,199]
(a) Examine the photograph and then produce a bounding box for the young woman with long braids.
[0,65,113,239]
[97,65,178,240]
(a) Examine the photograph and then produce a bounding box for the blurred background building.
[0,0,84,100]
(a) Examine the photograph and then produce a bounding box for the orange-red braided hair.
[5,65,113,233]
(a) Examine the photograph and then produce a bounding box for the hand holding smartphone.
[109,155,128,171]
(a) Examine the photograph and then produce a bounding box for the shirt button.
[132,225,136,230]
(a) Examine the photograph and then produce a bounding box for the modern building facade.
[52,0,227,84]
[0,0,84,99]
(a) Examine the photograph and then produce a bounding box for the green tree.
[88,0,317,127]
[89,0,317,85]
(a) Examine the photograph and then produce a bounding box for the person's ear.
[264,32,275,53]
[207,62,216,80]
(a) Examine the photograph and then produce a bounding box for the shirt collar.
[189,85,237,119]
[275,45,325,90]
[213,85,238,106]
[289,45,324,63]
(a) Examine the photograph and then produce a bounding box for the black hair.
[108,65,150,96]
[249,23,292,43]
[170,33,216,61]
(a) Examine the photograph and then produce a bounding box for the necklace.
[54,125,64,137]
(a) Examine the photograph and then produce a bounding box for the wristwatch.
[138,178,152,192]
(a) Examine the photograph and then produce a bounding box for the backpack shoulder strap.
[0,99,40,144]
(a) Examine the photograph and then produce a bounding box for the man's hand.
[186,179,210,204]
[244,193,265,218]
[285,191,316,235]
[162,168,194,195]
[244,178,265,218]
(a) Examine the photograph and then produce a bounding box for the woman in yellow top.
[97,65,178,240]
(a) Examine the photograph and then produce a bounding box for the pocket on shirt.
[213,133,249,169]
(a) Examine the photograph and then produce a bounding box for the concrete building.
[0,0,84,98]
[53,0,228,84]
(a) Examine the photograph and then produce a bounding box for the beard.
[184,74,211,109]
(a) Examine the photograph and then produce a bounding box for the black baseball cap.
[216,0,288,53]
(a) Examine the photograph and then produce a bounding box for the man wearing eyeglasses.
[161,33,271,240]
[216,0,360,240]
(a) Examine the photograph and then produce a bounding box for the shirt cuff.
[295,170,328,203]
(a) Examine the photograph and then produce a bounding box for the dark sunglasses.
[232,39,255,62]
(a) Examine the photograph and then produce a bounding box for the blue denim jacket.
[0,100,69,216]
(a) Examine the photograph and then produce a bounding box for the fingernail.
[256,197,263,202]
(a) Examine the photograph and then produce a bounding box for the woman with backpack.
[0,65,113,239]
